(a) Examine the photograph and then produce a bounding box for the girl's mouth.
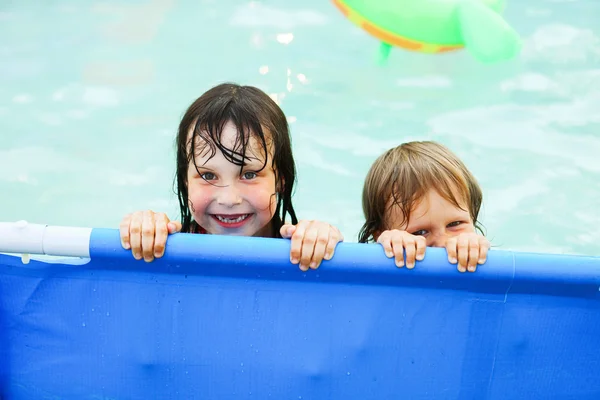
[211,213,252,228]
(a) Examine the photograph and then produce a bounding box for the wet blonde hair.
[358,141,483,243]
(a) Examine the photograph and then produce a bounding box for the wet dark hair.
[175,82,298,237]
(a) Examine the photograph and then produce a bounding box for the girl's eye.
[447,221,462,228]
[412,229,428,236]
[242,171,257,180]
[200,172,216,181]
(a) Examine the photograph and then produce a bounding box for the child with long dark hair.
[120,83,343,271]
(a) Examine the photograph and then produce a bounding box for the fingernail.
[154,252,162,258]
[324,252,332,260]
[290,257,299,264]
[386,251,393,258]
[134,252,141,260]
[468,266,476,272]
[478,258,486,265]
[396,260,404,267]
[309,262,317,269]
[449,257,457,264]
[300,264,308,271]
[407,262,414,269]
[458,266,466,273]
[416,254,424,261]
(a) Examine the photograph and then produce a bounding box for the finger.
[119,213,132,249]
[467,241,479,272]
[141,210,156,262]
[404,238,417,269]
[153,213,170,258]
[446,237,458,266]
[391,234,405,268]
[456,235,469,273]
[168,221,182,234]
[129,211,144,260]
[309,223,330,269]
[289,221,307,268]
[478,237,490,265]
[298,222,319,271]
[377,232,394,258]
[324,227,342,261]
[279,224,296,239]
[415,236,427,262]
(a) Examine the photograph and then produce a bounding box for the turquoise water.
[0,0,599,256]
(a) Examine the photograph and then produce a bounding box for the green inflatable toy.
[332,0,521,63]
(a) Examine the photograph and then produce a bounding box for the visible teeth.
[216,214,248,223]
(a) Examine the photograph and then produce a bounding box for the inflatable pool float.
[332,0,521,63]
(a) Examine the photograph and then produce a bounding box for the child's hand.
[119,210,182,262]
[377,229,426,269]
[445,232,489,273]
[280,220,344,271]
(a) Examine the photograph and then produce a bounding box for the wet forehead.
[408,190,470,224]
[189,120,271,162]
[386,189,470,230]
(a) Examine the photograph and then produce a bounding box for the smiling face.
[186,121,278,237]
[175,83,298,236]
[383,188,476,247]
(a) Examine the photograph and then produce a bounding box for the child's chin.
[211,226,254,237]
[230,230,253,236]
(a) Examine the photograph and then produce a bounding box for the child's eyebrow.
[222,146,267,162]
[193,149,262,164]
[240,146,270,164]
[192,164,215,171]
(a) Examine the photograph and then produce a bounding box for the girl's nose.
[217,185,242,206]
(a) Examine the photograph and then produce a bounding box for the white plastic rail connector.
[0,221,92,259]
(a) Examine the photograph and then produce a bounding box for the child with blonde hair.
[359,141,489,273]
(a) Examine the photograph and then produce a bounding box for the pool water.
[0,0,599,256]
